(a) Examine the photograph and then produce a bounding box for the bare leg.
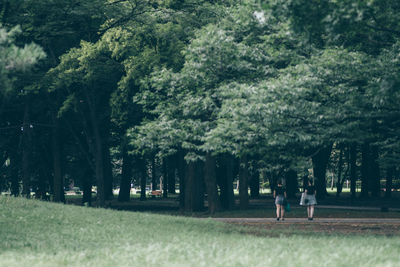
[310,205,314,218]
[281,205,285,219]
[276,205,281,219]
[307,206,311,218]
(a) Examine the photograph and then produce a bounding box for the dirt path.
[213,217,400,236]
[213,218,400,223]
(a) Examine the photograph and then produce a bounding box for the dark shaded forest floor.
[65,192,400,236]
[66,191,400,215]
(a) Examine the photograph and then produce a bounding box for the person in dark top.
[273,180,287,221]
[304,179,317,220]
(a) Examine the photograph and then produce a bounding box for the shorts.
[304,194,317,206]
[275,195,285,205]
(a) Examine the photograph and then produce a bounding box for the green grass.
[1,196,400,267]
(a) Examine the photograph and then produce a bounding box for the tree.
[0,25,45,92]
[0,25,45,197]
[1,0,106,201]
[49,40,123,206]
[133,1,308,210]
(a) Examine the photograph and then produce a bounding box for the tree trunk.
[177,150,185,210]
[204,153,220,214]
[312,144,332,199]
[268,171,276,194]
[9,151,20,196]
[194,161,204,211]
[162,158,168,198]
[385,166,394,199]
[184,161,204,212]
[226,156,235,209]
[151,156,157,191]
[103,142,114,200]
[52,117,64,203]
[238,156,249,209]
[118,141,132,202]
[336,147,344,197]
[21,103,32,198]
[85,91,106,207]
[360,142,370,198]
[167,155,176,194]
[184,161,195,212]
[83,85,109,207]
[217,154,235,210]
[249,167,260,198]
[22,147,30,198]
[285,169,298,199]
[369,145,380,197]
[82,167,92,206]
[139,158,147,201]
[349,144,357,200]
[93,131,105,207]
[0,154,4,193]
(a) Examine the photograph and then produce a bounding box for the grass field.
[1,196,400,266]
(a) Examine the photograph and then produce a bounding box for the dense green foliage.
[1,0,400,209]
[0,25,45,92]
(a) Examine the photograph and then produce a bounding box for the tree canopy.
[1,0,400,209]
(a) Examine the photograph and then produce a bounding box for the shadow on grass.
[64,192,400,219]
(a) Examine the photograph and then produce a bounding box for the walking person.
[273,180,287,221]
[301,179,317,220]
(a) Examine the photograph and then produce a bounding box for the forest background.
[1,0,400,213]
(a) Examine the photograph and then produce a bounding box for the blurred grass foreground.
[1,196,400,267]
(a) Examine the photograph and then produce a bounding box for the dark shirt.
[275,186,286,196]
[306,185,315,195]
